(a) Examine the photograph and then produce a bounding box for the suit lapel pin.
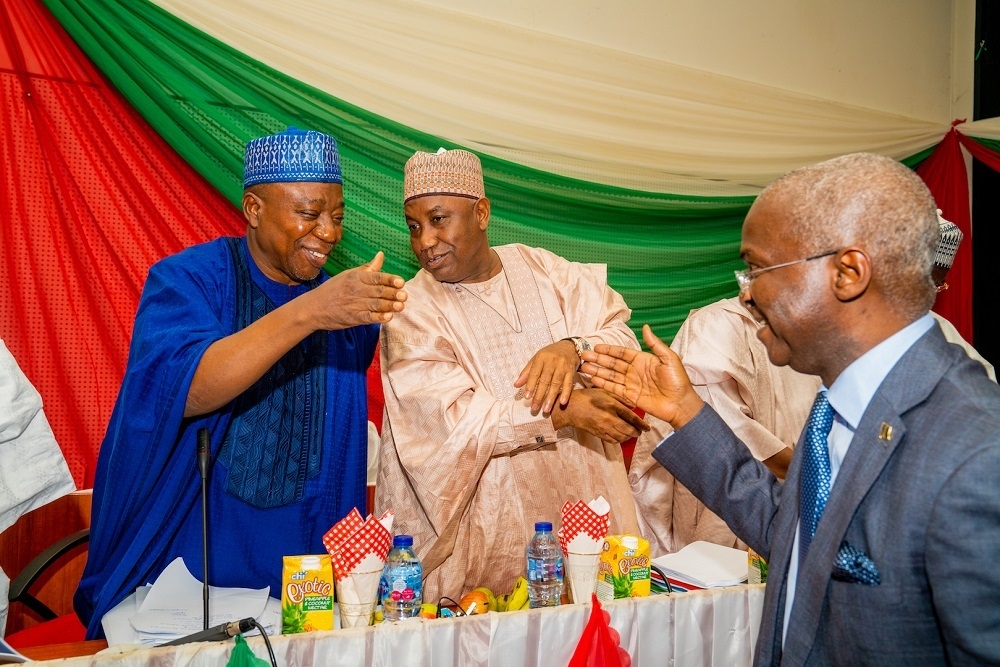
[878,422,893,442]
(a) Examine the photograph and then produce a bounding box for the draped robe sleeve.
[76,238,376,639]
[0,340,75,535]
[376,244,638,601]
[76,241,236,636]
[1,340,75,636]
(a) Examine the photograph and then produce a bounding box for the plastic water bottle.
[526,521,563,608]
[381,535,423,621]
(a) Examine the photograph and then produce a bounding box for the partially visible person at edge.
[629,296,820,556]
[582,153,1000,664]
[928,211,995,381]
[75,128,408,639]
[376,148,647,602]
[1,340,76,636]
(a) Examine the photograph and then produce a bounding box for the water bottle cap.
[622,536,639,549]
[393,534,414,547]
[534,521,553,532]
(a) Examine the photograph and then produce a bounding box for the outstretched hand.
[307,251,407,330]
[580,325,704,429]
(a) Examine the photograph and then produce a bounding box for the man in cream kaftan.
[630,297,819,556]
[376,149,641,601]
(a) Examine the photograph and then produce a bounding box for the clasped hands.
[514,339,649,444]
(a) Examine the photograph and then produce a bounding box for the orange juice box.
[596,535,651,602]
[282,555,334,634]
[748,548,768,584]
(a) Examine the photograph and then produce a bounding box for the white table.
[39,585,764,666]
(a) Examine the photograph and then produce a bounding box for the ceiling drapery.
[150,0,950,195]
[4,0,996,486]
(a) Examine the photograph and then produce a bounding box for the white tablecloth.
[40,585,765,666]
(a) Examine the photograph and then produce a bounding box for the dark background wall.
[974,1,999,363]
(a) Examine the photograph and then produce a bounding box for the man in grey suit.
[583,153,1000,665]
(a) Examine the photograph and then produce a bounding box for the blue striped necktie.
[799,391,834,567]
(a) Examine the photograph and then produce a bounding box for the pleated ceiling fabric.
[149,0,948,195]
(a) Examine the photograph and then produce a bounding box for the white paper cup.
[337,600,375,628]
[335,567,383,628]
[566,551,601,604]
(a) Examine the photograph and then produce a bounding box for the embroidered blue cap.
[243,127,342,188]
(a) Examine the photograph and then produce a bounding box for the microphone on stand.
[159,617,256,647]
[197,427,212,631]
[154,429,277,666]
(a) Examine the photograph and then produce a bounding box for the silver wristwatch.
[563,336,592,367]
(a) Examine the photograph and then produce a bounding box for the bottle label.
[381,562,423,606]
[527,557,564,583]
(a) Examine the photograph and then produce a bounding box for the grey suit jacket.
[654,323,1000,665]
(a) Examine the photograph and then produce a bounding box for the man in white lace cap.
[376,148,646,602]
[929,211,994,381]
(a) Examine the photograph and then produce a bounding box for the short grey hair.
[760,153,938,318]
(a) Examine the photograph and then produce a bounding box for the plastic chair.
[8,529,89,622]
[0,491,91,647]
[3,530,89,648]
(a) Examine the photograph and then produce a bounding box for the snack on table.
[596,535,650,601]
[282,554,335,634]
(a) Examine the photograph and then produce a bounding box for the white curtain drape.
[963,116,1000,141]
[53,586,766,666]
[150,0,1000,194]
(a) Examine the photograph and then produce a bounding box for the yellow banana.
[495,593,509,612]
[507,576,529,611]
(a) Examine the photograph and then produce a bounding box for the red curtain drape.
[957,131,1000,171]
[1,0,243,487]
[915,127,973,341]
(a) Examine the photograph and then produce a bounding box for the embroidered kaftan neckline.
[448,245,554,401]
[455,266,521,332]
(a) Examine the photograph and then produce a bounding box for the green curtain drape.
[42,0,934,341]
[968,135,1000,153]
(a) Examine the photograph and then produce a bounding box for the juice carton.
[596,535,651,602]
[748,548,768,584]
[282,554,335,634]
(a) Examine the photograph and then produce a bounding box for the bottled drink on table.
[381,534,423,621]
[526,521,563,608]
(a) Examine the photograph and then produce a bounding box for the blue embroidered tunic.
[75,237,376,639]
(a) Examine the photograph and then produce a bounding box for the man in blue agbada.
[75,128,408,639]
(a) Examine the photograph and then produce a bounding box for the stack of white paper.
[101,557,281,647]
[0,635,27,664]
[651,541,748,588]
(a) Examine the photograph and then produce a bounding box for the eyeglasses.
[734,250,839,293]
[936,281,949,293]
